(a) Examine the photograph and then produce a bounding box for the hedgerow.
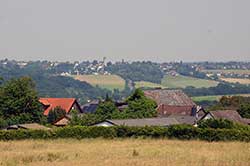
[0,125,250,141]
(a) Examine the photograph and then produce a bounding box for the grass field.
[71,74,125,91]
[192,94,250,102]
[1,139,250,166]
[161,75,219,88]
[135,81,167,89]
[220,77,250,84]
[202,69,250,75]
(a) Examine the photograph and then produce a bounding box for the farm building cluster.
[3,89,250,130]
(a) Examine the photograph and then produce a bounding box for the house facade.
[144,89,203,117]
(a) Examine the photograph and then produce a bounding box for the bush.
[0,125,250,142]
[198,119,235,129]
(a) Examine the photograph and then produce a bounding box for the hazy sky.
[0,0,250,62]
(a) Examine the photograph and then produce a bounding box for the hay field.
[161,75,219,88]
[1,139,250,166]
[72,74,125,90]
[202,69,250,75]
[135,81,167,89]
[220,78,250,84]
[192,94,250,102]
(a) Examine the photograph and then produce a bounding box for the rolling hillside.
[161,75,219,89]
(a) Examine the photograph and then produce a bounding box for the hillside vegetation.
[1,139,250,166]
[192,94,250,102]
[161,75,219,88]
[202,69,250,75]
[220,78,250,84]
[135,81,166,89]
[72,74,125,90]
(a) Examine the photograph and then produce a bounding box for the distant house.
[201,110,250,125]
[82,100,99,113]
[53,116,71,127]
[6,123,50,130]
[94,117,180,127]
[39,98,82,116]
[144,89,203,117]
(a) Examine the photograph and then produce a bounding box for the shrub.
[0,125,250,142]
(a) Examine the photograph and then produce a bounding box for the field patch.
[220,77,250,84]
[0,139,249,166]
[192,94,250,102]
[161,75,219,88]
[202,69,250,75]
[71,74,125,90]
[135,81,167,89]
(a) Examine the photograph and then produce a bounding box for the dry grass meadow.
[220,77,250,84]
[71,74,125,90]
[1,139,250,166]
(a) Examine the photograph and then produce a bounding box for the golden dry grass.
[71,74,125,90]
[220,77,250,84]
[1,139,250,166]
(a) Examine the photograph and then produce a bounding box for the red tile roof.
[39,98,77,115]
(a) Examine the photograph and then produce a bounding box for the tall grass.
[1,139,250,166]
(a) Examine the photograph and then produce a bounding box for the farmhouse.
[94,117,180,127]
[201,110,250,125]
[82,100,99,113]
[39,98,82,116]
[144,89,204,117]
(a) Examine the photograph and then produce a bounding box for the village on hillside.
[2,87,250,130]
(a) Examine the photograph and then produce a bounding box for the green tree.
[95,100,120,119]
[47,106,66,124]
[0,77,44,124]
[124,89,157,118]
[237,104,250,118]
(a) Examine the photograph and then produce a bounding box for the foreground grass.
[161,75,218,88]
[1,139,250,166]
[71,74,125,90]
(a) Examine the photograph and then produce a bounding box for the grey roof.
[82,100,99,113]
[209,110,244,124]
[7,123,50,130]
[106,117,180,127]
[168,115,197,125]
[144,89,195,106]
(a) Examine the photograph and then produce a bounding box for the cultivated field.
[135,81,167,89]
[202,69,250,75]
[71,74,125,90]
[1,139,250,166]
[161,75,219,88]
[192,94,250,102]
[220,77,250,84]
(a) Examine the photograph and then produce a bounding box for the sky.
[0,0,250,62]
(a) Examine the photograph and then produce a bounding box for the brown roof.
[53,117,70,126]
[7,123,51,130]
[210,110,246,124]
[144,89,195,106]
[105,117,180,127]
[242,118,250,125]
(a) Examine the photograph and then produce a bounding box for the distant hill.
[0,63,110,104]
